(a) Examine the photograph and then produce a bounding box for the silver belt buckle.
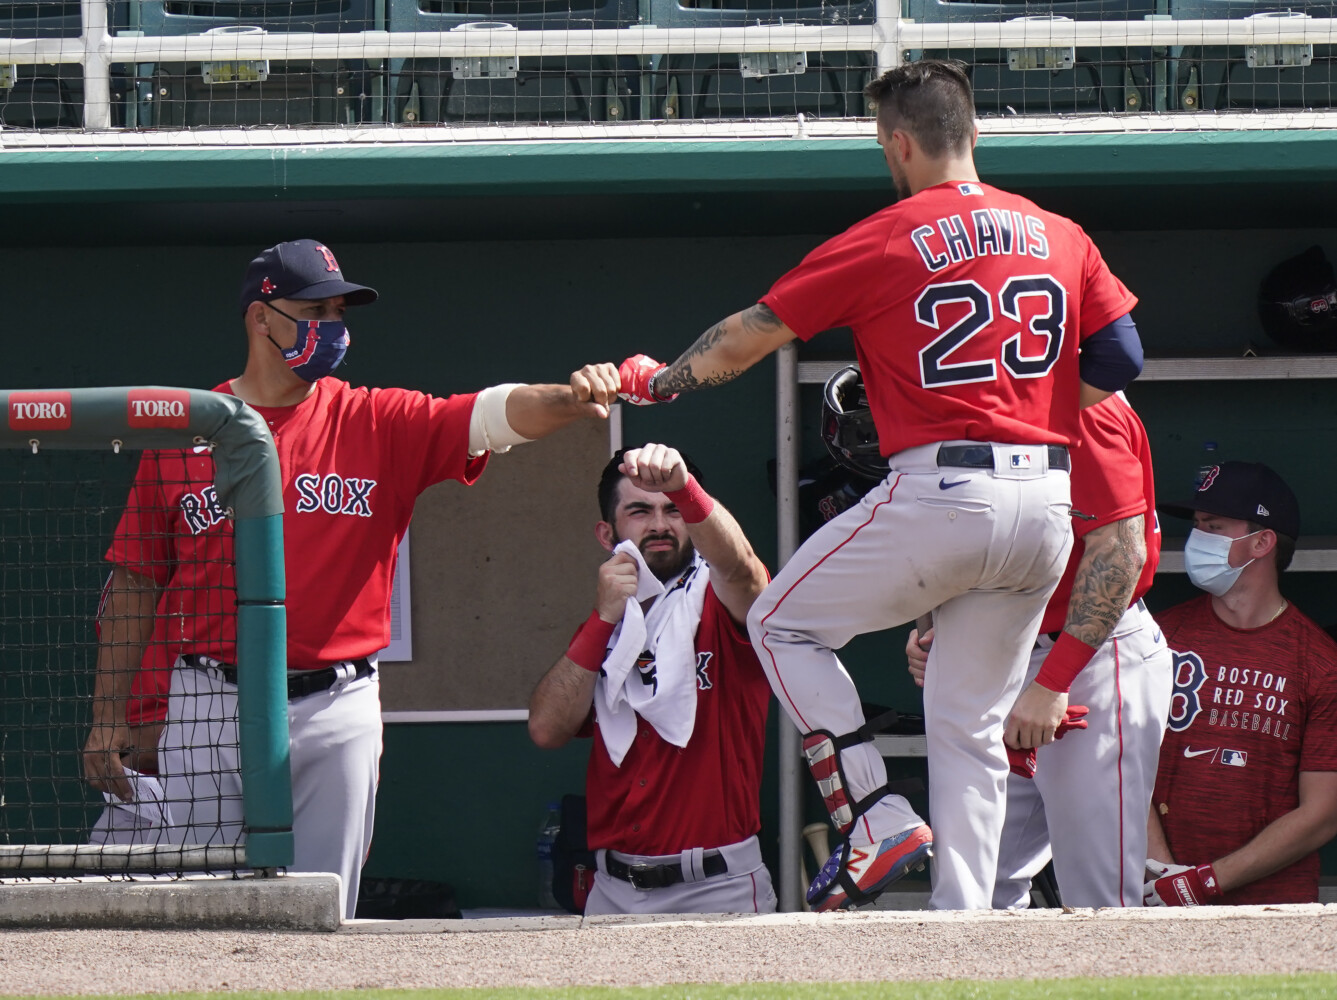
[329,661,357,695]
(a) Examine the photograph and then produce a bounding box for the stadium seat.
[122,0,375,127]
[1170,0,1337,111]
[0,0,129,127]
[646,0,877,121]
[902,0,1162,115]
[388,0,640,125]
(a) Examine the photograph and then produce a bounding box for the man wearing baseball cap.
[84,239,622,920]
[1145,461,1337,906]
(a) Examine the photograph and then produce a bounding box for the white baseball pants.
[159,660,383,920]
[994,601,1172,908]
[584,835,777,915]
[748,440,1073,911]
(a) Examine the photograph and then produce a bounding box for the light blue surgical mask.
[1183,527,1260,596]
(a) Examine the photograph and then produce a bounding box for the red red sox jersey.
[107,377,485,670]
[762,180,1137,456]
[583,584,772,856]
[1038,392,1159,635]
[1154,596,1337,903]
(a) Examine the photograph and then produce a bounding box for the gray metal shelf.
[1158,536,1337,574]
[797,356,1337,385]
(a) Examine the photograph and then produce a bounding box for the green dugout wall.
[4,125,1336,908]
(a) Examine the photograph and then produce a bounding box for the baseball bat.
[799,822,832,913]
[915,612,934,643]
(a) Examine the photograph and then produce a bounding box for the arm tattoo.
[1065,514,1146,648]
[654,303,785,397]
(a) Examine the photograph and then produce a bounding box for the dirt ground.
[2,906,1336,993]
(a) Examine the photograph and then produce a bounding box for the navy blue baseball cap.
[239,239,378,314]
[1159,461,1301,540]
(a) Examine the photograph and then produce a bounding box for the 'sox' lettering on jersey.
[127,389,190,429]
[911,212,1049,272]
[180,484,228,535]
[9,391,72,431]
[696,651,714,690]
[1168,650,1208,733]
[293,473,378,517]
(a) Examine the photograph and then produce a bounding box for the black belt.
[183,654,374,699]
[605,851,728,890]
[1042,598,1148,644]
[937,444,1070,473]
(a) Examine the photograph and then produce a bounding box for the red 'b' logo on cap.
[1198,465,1220,492]
[9,391,72,431]
[316,244,340,273]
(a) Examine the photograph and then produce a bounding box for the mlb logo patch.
[1010,453,1032,469]
[958,183,984,196]
[1221,749,1247,767]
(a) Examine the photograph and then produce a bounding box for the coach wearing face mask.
[83,239,620,920]
[1142,461,1337,907]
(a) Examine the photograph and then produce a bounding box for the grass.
[5,976,1337,1000]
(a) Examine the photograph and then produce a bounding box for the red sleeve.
[761,214,892,340]
[1300,634,1337,773]
[105,451,174,587]
[1068,397,1147,541]
[1075,227,1137,339]
[372,388,489,498]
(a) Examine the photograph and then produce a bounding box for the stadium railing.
[1,0,1336,127]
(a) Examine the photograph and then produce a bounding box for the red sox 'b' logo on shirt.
[294,473,377,516]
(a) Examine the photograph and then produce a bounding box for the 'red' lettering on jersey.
[106,378,486,669]
[761,180,1137,456]
[583,586,772,855]
[1038,392,1160,635]
[1153,596,1337,904]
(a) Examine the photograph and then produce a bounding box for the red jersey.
[1154,595,1337,904]
[762,180,1137,456]
[107,377,486,670]
[585,585,772,855]
[1038,393,1159,635]
[94,574,173,727]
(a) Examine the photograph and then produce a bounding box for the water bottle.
[536,801,562,910]
[1193,441,1221,491]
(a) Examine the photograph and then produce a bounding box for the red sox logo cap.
[239,239,379,314]
[1158,460,1301,540]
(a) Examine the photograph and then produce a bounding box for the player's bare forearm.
[1146,807,1176,866]
[528,657,598,750]
[1079,382,1114,409]
[1211,771,1337,894]
[1064,514,1146,648]
[684,501,770,627]
[653,304,797,397]
[506,382,609,440]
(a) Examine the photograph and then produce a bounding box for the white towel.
[595,539,710,768]
[87,768,171,845]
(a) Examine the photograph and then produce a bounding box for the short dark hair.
[598,447,704,523]
[863,60,976,158]
[1248,521,1296,574]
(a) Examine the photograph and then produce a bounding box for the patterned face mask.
[266,305,350,382]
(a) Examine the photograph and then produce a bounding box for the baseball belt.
[937,443,1071,473]
[181,653,375,699]
[604,851,728,890]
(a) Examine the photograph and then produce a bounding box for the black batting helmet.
[1257,245,1337,352]
[821,365,889,481]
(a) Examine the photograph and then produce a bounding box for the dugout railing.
[0,386,292,875]
[1,0,1336,128]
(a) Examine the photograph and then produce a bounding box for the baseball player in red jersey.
[1146,462,1337,906]
[613,61,1144,910]
[528,443,775,915]
[82,239,621,919]
[908,392,1171,907]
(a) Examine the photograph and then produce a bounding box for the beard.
[626,533,695,583]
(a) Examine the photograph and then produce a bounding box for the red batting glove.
[1144,862,1224,907]
[1007,705,1088,780]
[618,354,676,406]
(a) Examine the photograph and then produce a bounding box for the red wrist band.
[1035,631,1100,693]
[665,475,715,524]
[566,610,616,673]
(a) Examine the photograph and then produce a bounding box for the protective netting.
[0,0,1333,131]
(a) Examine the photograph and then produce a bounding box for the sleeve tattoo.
[653,303,785,397]
[1065,514,1147,648]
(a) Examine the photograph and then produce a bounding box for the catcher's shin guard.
[800,710,898,837]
